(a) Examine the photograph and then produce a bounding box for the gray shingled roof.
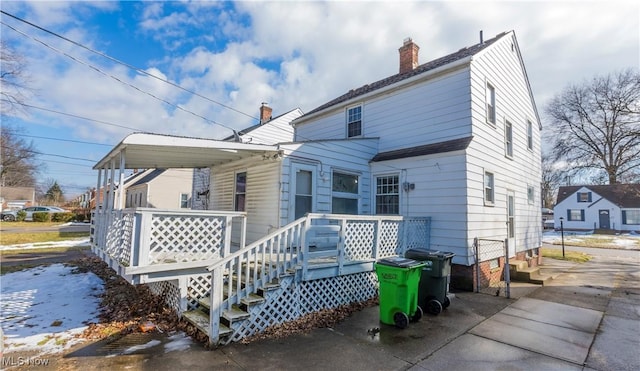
[303,32,507,117]
[371,136,473,162]
[556,184,640,208]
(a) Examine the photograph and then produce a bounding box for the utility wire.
[1,20,239,134]
[1,10,259,122]
[4,131,114,147]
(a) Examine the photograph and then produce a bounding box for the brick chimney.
[398,38,419,74]
[259,102,272,124]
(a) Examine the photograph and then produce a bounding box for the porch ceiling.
[93,133,280,170]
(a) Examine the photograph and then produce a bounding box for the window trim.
[331,171,360,214]
[484,170,495,206]
[622,210,640,225]
[374,173,400,215]
[346,104,363,138]
[180,193,189,209]
[505,120,513,158]
[577,192,592,203]
[527,185,535,205]
[567,209,585,221]
[234,171,247,212]
[486,82,496,125]
[527,120,533,151]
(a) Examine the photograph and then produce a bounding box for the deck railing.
[206,213,430,344]
[91,208,246,278]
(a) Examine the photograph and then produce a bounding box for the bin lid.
[376,256,425,268]
[405,248,455,260]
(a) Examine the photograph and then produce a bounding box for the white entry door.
[290,163,315,222]
[507,190,516,257]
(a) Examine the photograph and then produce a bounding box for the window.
[567,209,585,221]
[180,193,189,209]
[347,106,362,137]
[527,185,535,204]
[577,192,592,202]
[332,172,359,214]
[375,175,399,214]
[235,172,246,211]
[527,120,533,150]
[505,121,513,158]
[295,170,313,219]
[622,210,640,225]
[486,83,496,124]
[484,171,495,205]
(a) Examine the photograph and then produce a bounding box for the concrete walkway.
[13,252,640,371]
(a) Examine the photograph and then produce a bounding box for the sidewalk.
[9,253,640,370]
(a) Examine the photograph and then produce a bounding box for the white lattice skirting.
[224,271,379,344]
[148,280,182,315]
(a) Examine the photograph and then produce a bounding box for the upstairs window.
[347,105,362,137]
[527,120,533,150]
[577,192,592,203]
[486,83,496,124]
[180,193,189,208]
[235,172,246,211]
[505,121,513,158]
[484,171,495,205]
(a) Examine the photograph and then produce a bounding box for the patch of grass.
[0,221,65,229]
[541,247,592,263]
[0,231,89,245]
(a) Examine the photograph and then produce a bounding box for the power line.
[3,131,114,147]
[1,20,239,134]
[0,10,259,122]
[1,99,140,131]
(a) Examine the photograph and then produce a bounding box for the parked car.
[1,206,68,222]
[1,209,18,221]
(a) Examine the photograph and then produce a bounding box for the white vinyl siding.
[295,67,473,153]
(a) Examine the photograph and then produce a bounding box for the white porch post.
[116,150,126,210]
[94,169,102,250]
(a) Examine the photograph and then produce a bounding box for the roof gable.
[298,32,508,120]
[556,184,640,207]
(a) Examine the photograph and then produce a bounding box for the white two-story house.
[292,30,543,288]
[91,30,542,344]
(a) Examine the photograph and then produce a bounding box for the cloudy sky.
[1,1,638,196]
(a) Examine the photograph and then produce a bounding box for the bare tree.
[1,124,39,187]
[541,152,565,208]
[545,68,640,184]
[1,40,32,115]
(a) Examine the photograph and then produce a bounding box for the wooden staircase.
[508,260,552,285]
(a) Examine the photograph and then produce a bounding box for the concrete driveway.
[5,249,639,371]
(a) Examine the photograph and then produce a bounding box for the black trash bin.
[405,249,455,315]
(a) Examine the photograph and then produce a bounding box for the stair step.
[182,310,232,337]
[508,260,529,271]
[241,293,266,306]
[222,306,251,322]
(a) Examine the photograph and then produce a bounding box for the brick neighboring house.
[0,186,36,211]
[554,184,640,232]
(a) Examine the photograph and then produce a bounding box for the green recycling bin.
[404,249,455,316]
[375,256,425,329]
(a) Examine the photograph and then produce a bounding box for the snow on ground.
[542,230,640,249]
[0,238,90,251]
[0,264,103,355]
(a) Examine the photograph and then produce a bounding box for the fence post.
[473,237,480,293]
[504,238,510,299]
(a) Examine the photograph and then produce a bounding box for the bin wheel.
[393,312,410,329]
[443,296,451,309]
[411,306,423,322]
[426,299,443,315]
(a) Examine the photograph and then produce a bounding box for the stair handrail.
[206,215,311,345]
